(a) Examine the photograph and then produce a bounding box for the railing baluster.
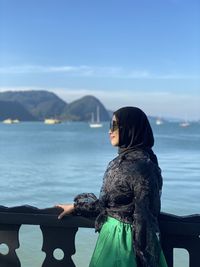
[40,225,78,267]
[0,224,21,267]
[188,237,199,267]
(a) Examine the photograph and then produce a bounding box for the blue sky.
[0,0,200,119]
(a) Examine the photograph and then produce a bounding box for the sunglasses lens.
[110,121,118,132]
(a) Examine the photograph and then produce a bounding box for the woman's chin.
[111,140,119,147]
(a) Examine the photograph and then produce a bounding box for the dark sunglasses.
[110,120,119,132]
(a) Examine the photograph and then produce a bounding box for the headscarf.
[113,106,158,165]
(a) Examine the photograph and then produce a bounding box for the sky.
[0,0,200,120]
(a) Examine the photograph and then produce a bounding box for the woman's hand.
[55,204,75,219]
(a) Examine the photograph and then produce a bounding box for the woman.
[56,107,168,267]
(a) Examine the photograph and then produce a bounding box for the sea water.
[0,121,199,267]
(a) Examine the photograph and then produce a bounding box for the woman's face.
[109,115,119,146]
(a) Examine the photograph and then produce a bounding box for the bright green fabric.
[89,216,168,267]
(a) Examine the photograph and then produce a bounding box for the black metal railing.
[0,205,199,267]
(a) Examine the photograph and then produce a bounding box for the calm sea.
[0,121,200,267]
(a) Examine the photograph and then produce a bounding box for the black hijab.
[114,106,158,165]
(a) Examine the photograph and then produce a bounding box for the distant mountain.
[0,91,111,121]
[0,90,67,120]
[61,95,110,121]
[0,100,36,121]
[107,110,114,118]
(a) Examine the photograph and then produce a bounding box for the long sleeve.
[132,162,161,267]
[73,193,101,217]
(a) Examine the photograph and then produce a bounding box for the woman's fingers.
[58,210,66,219]
[55,204,64,209]
[55,204,66,219]
[55,204,74,219]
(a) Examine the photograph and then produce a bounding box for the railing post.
[159,213,200,267]
[161,233,176,267]
[0,224,21,267]
[188,236,199,267]
[40,225,78,267]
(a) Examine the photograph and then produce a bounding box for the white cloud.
[0,64,147,78]
[0,64,198,80]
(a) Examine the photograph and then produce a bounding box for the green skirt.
[89,216,168,267]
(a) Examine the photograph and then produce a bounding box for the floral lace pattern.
[74,149,163,267]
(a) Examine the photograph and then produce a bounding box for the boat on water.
[13,119,20,123]
[155,118,164,125]
[44,118,61,124]
[179,114,190,127]
[2,118,20,124]
[179,121,190,127]
[89,122,103,128]
[89,106,103,128]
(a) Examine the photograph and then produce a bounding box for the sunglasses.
[110,120,119,132]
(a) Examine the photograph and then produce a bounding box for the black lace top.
[74,149,163,267]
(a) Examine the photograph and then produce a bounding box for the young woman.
[56,106,168,267]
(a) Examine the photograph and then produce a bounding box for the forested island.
[0,91,110,121]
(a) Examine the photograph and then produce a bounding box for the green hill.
[0,91,111,121]
[62,95,110,121]
[0,100,36,121]
[0,90,67,120]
